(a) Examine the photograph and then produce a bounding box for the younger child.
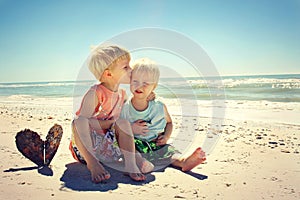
[70,45,153,183]
[120,58,206,171]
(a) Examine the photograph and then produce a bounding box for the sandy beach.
[0,97,299,200]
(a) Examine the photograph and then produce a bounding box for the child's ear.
[103,69,112,77]
[100,69,112,82]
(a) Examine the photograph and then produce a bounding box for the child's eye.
[123,66,130,70]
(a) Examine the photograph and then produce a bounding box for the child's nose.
[135,82,143,88]
[128,69,132,77]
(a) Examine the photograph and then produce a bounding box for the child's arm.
[131,119,149,135]
[146,91,156,101]
[156,104,173,146]
[77,89,114,131]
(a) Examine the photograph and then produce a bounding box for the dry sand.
[0,97,299,200]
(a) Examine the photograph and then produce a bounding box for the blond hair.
[132,58,160,83]
[88,45,130,81]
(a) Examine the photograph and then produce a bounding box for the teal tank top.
[120,99,167,141]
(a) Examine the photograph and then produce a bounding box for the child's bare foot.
[124,165,146,181]
[137,158,154,174]
[124,172,146,181]
[181,147,206,172]
[87,162,110,183]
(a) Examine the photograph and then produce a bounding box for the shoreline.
[1,96,300,125]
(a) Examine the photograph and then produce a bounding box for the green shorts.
[134,138,179,165]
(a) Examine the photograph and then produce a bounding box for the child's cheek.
[120,74,131,84]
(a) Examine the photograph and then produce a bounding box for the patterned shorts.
[134,138,180,165]
[69,129,122,164]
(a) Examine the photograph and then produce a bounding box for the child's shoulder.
[90,84,126,94]
[90,83,102,91]
[151,98,166,107]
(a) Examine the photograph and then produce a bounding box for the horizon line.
[1,72,299,84]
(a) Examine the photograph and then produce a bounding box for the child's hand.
[146,92,156,101]
[132,119,149,135]
[156,135,168,146]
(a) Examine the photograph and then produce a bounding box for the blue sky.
[0,0,299,83]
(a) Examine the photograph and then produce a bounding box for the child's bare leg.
[115,119,146,181]
[72,117,110,183]
[135,151,154,174]
[171,147,206,172]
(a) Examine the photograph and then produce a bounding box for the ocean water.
[0,74,299,102]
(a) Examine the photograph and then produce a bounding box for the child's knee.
[71,119,76,132]
[73,116,88,126]
[72,117,89,133]
[115,118,129,126]
[115,119,132,135]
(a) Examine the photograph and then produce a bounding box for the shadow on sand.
[4,165,54,176]
[60,162,208,192]
[59,162,156,191]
